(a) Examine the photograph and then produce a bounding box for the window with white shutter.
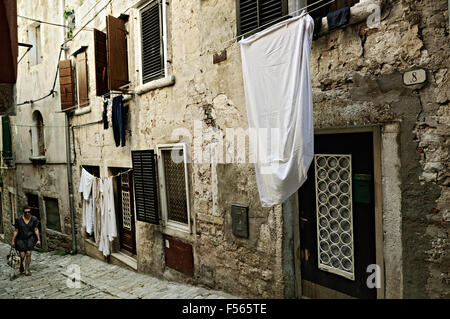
[140,0,165,84]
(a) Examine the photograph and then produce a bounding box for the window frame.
[236,0,289,38]
[156,143,191,234]
[31,110,45,158]
[75,50,90,110]
[44,197,62,233]
[28,23,41,67]
[137,0,168,86]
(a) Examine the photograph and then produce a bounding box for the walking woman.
[11,206,41,276]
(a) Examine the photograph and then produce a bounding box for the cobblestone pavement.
[0,242,237,299]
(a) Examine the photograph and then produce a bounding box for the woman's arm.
[11,229,18,247]
[35,227,41,246]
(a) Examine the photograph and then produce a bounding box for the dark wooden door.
[118,171,136,254]
[26,193,41,232]
[299,132,376,299]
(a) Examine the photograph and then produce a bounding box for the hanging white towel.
[79,168,95,234]
[239,14,315,207]
[99,177,118,257]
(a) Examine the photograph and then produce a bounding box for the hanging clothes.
[112,95,126,147]
[93,178,102,245]
[327,6,350,31]
[107,99,113,128]
[98,177,118,257]
[103,99,109,129]
[79,168,95,235]
[239,13,315,207]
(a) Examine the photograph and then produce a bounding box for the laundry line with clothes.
[78,167,132,257]
[102,92,131,148]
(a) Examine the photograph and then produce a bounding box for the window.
[236,0,288,37]
[157,144,191,232]
[131,145,191,233]
[44,197,61,232]
[2,116,13,160]
[26,193,41,232]
[28,24,41,66]
[75,51,89,108]
[132,150,160,225]
[31,111,45,158]
[139,0,166,84]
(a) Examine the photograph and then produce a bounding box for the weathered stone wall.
[310,0,449,298]
[64,0,285,298]
[22,0,449,299]
[0,0,72,252]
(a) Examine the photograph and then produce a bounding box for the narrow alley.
[0,242,236,299]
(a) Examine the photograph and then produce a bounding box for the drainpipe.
[66,113,77,255]
[61,0,77,255]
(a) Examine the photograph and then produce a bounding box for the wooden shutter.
[237,0,287,36]
[76,51,89,107]
[58,59,74,111]
[94,29,108,96]
[107,15,129,90]
[141,1,164,84]
[2,116,13,159]
[132,150,159,225]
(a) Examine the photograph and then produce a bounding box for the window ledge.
[316,0,382,38]
[135,75,175,96]
[29,156,46,164]
[74,106,92,116]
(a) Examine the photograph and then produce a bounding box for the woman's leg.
[19,252,25,273]
[25,251,32,274]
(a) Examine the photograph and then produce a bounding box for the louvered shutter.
[107,15,129,90]
[2,116,13,159]
[76,51,89,107]
[132,150,160,225]
[237,0,287,37]
[58,59,74,111]
[94,29,108,96]
[141,1,164,84]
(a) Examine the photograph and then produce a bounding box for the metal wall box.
[231,205,249,238]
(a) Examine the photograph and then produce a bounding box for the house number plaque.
[403,68,427,86]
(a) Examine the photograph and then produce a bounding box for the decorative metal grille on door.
[121,190,132,231]
[315,154,355,280]
[162,149,188,224]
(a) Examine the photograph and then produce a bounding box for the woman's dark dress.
[14,216,39,252]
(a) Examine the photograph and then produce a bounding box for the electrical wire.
[18,15,94,31]
[17,0,114,106]
[226,0,336,45]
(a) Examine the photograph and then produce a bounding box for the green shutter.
[2,116,13,159]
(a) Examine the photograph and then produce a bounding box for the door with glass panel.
[118,170,136,255]
[298,132,376,299]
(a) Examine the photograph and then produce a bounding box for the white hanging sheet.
[239,13,315,207]
[79,168,95,235]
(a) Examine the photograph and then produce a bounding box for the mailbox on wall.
[231,205,249,239]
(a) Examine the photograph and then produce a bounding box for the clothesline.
[220,0,336,47]
[82,167,133,180]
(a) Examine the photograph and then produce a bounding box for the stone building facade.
[0,0,73,253]
[1,0,448,299]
